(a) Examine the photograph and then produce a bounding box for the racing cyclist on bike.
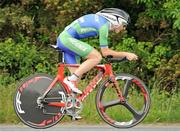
[56,8,138,118]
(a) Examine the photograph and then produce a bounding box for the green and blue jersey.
[57,14,110,64]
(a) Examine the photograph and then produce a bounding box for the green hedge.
[0,37,57,85]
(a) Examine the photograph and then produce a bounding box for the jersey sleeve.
[99,22,109,48]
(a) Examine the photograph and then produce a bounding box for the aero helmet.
[96,8,130,26]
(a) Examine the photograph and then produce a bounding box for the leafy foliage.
[154,54,180,92]
[0,36,56,85]
[0,0,179,92]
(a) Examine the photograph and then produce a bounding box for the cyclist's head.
[96,8,130,27]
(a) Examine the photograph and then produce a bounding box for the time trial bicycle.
[14,45,150,129]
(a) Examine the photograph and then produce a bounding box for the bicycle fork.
[110,76,125,104]
[104,64,125,103]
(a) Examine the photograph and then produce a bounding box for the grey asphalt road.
[0,123,180,132]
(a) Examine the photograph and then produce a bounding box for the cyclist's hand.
[126,53,138,61]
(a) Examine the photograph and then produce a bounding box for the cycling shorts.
[57,31,93,64]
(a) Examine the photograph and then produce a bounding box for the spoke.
[103,99,120,110]
[123,79,132,97]
[123,101,142,121]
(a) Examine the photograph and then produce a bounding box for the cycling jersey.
[57,14,110,64]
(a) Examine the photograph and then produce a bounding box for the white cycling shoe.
[63,78,82,94]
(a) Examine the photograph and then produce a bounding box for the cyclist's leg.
[74,49,102,77]
[65,49,102,79]
[57,35,83,94]
[59,32,102,77]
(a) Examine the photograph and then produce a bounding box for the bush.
[0,37,57,85]
[111,36,179,93]
[154,54,180,92]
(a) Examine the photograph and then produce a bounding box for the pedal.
[73,115,82,120]
[68,114,82,120]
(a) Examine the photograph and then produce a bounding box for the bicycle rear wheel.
[96,73,150,128]
[14,73,66,129]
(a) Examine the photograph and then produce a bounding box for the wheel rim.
[97,74,150,128]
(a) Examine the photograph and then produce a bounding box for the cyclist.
[57,8,138,96]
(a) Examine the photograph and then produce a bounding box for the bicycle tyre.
[96,73,151,128]
[13,73,67,129]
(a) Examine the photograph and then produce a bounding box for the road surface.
[0,123,180,132]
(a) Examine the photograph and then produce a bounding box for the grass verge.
[0,81,179,124]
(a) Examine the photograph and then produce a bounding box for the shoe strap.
[69,80,78,88]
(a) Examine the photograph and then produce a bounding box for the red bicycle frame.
[43,63,125,108]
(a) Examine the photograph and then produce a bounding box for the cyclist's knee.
[87,49,102,62]
[96,53,102,62]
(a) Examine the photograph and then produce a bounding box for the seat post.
[49,45,65,63]
[58,49,64,63]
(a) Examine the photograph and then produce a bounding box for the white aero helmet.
[96,8,130,26]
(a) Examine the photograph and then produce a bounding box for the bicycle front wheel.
[96,73,151,128]
[14,73,66,129]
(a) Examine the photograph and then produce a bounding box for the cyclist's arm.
[99,23,109,48]
[98,22,138,61]
[101,48,138,61]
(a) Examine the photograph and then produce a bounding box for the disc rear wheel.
[14,73,66,129]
